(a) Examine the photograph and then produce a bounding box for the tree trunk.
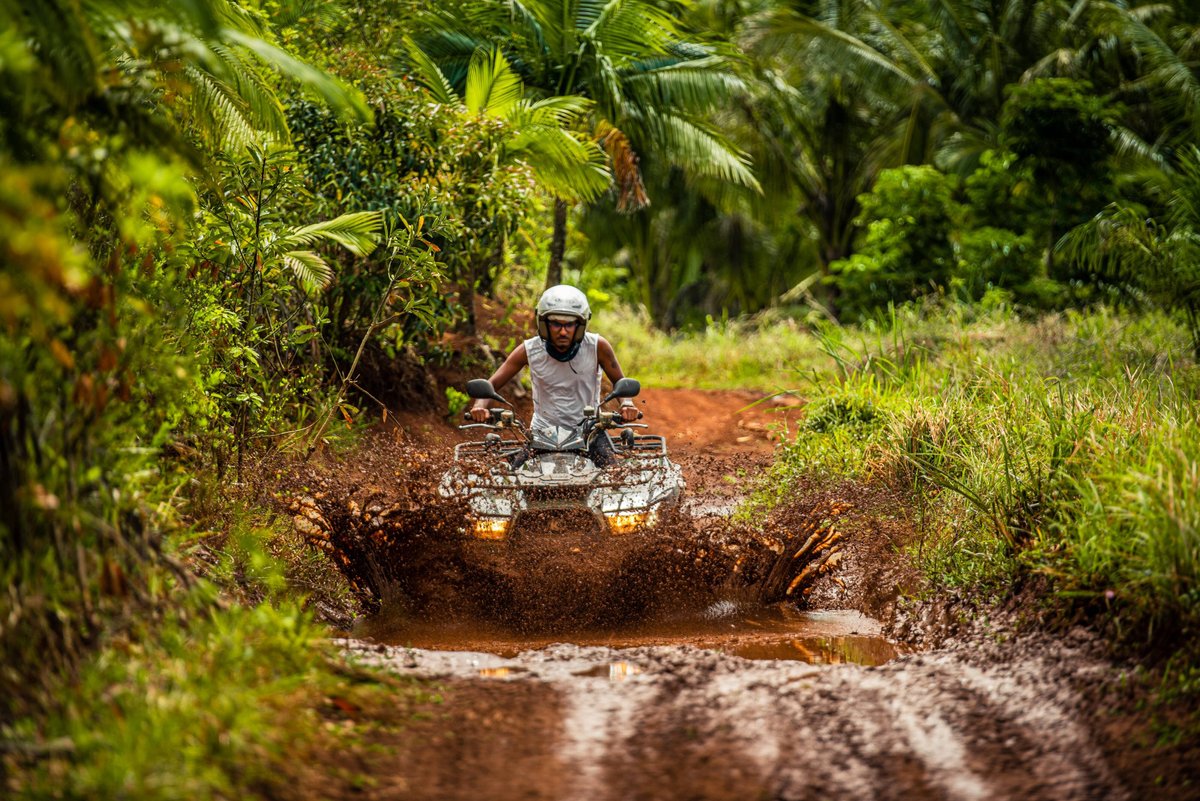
[546,198,568,289]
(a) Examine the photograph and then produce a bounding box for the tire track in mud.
[344,641,1129,801]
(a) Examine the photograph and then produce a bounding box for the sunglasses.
[547,319,579,331]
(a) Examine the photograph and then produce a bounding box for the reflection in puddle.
[478,666,518,678]
[728,635,900,666]
[363,606,906,668]
[574,662,642,681]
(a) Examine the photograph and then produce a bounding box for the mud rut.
[289,390,1141,801]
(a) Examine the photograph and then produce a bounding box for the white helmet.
[536,284,591,344]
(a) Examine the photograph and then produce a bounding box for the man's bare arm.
[597,337,639,421]
[469,343,528,421]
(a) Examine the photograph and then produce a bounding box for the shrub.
[830,166,962,319]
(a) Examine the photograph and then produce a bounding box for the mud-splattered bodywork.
[438,424,685,539]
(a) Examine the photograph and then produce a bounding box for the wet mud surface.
[342,635,1130,801]
[287,388,1196,801]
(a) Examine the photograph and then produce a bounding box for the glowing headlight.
[606,510,656,535]
[472,517,512,540]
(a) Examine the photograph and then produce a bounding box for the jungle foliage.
[3,0,1200,795]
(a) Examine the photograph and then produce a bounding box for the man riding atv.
[468,284,640,467]
[444,285,682,540]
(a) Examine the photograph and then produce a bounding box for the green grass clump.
[3,592,419,801]
[1052,413,1200,638]
[6,598,318,800]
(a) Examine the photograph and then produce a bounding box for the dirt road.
[343,632,1126,801]
[295,388,1190,801]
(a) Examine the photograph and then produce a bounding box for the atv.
[437,377,685,541]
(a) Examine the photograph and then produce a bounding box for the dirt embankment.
[279,387,1198,801]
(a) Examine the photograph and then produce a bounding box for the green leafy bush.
[830,166,962,319]
[954,227,1040,303]
[3,596,430,801]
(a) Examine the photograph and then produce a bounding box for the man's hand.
[469,403,491,422]
[619,403,639,422]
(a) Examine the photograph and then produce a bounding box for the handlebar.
[461,405,644,432]
[592,410,644,427]
[461,408,517,428]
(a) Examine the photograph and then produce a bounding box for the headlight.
[472,517,512,540]
[606,510,656,535]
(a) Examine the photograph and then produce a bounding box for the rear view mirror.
[602,377,640,405]
[466,378,510,405]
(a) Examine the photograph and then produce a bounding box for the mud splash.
[291,451,852,635]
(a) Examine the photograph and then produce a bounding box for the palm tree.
[405,40,610,202]
[0,0,370,167]
[705,1,908,314]
[1077,1,1200,168]
[411,0,759,287]
[405,40,610,328]
[750,0,1090,173]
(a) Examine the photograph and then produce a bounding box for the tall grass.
[795,305,1199,641]
[595,305,828,390]
[628,299,1199,643]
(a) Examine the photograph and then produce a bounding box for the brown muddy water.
[354,603,903,666]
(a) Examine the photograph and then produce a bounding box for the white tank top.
[525,333,601,430]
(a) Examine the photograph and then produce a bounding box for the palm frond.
[515,95,594,126]
[507,0,570,57]
[403,36,460,105]
[1108,124,1169,170]
[279,210,384,256]
[465,46,523,117]
[184,64,260,151]
[1091,3,1200,128]
[762,12,921,92]
[508,128,612,201]
[224,28,371,124]
[1169,146,1200,231]
[499,0,550,55]
[633,109,760,191]
[587,0,678,60]
[623,56,745,113]
[283,250,333,293]
[407,27,485,90]
[203,38,290,141]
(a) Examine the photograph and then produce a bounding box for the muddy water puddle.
[355,605,903,667]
